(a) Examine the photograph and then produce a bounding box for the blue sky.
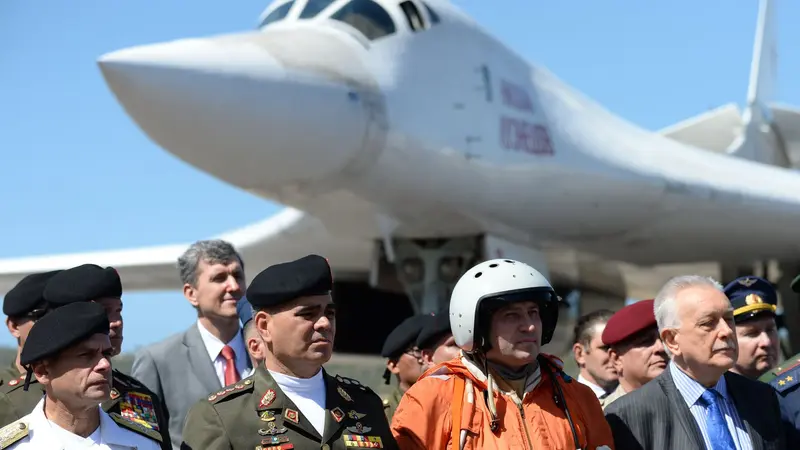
[1,0,798,351]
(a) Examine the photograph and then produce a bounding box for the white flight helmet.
[449,258,559,352]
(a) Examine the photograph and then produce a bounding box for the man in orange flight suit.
[390,259,614,450]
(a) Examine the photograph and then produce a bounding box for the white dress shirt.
[577,374,610,399]
[670,362,753,450]
[6,397,160,449]
[196,321,249,387]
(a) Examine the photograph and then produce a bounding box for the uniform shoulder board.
[760,353,800,384]
[0,376,27,395]
[0,417,29,449]
[110,412,162,442]
[767,365,800,394]
[334,375,369,392]
[112,369,145,391]
[207,377,254,404]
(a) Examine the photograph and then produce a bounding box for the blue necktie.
[699,389,736,450]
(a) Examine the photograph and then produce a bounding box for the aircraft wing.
[0,208,374,295]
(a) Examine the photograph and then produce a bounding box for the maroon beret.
[602,299,656,346]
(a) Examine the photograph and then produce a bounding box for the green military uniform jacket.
[182,364,399,450]
[0,365,171,450]
[382,386,403,424]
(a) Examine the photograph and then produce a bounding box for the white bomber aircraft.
[2,0,800,354]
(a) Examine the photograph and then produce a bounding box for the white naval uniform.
[0,398,160,449]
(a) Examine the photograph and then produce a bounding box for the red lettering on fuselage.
[500,116,554,156]
[501,80,534,113]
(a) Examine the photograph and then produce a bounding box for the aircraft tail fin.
[661,0,800,168]
[725,0,790,167]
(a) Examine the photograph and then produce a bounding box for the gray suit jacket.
[132,324,250,450]
[604,368,785,450]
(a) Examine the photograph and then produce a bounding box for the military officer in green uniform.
[379,314,430,423]
[181,254,398,450]
[760,274,800,447]
[0,271,62,426]
[0,264,172,450]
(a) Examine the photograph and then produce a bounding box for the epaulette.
[334,375,372,393]
[0,375,28,395]
[766,364,800,394]
[0,417,28,449]
[207,377,254,404]
[760,354,800,384]
[109,412,162,443]
[112,369,146,391]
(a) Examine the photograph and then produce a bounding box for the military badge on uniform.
[738,278,757,287]
[260,410,276,422]
[347,410,366,420]
[120,392,159,431]
[284,408,299,424]
[260,389,276,408]
[331,407,345,422]
[745,293,764,305]
[110,388,120,400]
[345,422,371,434]
[258,422,287,436]
[337,386,352,402]
[343,434,383,448]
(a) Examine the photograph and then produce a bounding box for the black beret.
[247,255,332,309]
[381,314,432,359]
[3,270,62,317]
[416,310,452,350]
[238,298,254,328]
[724,276,777,323]
[20,302,109,366]
[43,264,122,307]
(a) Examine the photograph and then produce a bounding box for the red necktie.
[221,345,240,386]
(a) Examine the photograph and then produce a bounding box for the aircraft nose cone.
[98,31,375,190]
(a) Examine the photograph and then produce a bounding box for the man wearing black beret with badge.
[379,314,430,422]
[0,264,172,448]
[0,302,161,448]
[181,254,398,450]
[0,270,62,425]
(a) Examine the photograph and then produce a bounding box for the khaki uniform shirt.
[600,383,627,410]
[181,364,399,450]
[382,386,403,424]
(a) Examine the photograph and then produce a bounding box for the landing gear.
[379,237,481,314]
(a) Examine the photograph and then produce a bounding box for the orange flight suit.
[391,353,614,450]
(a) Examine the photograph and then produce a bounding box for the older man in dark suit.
[605,275,786,450]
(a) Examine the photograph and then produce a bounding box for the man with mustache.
[600,299,668,409]
[132,239,250,449]
[0,298,161,448]
[723,276,780,380]
[181,254,398,450]
[0,264,172,448]
[605,275,786,449]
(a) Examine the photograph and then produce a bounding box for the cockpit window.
[299,0,336,18]
[330,0,396,40]
[399,1,424,31]
[260,0,295,28]
[422,2,440,24]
